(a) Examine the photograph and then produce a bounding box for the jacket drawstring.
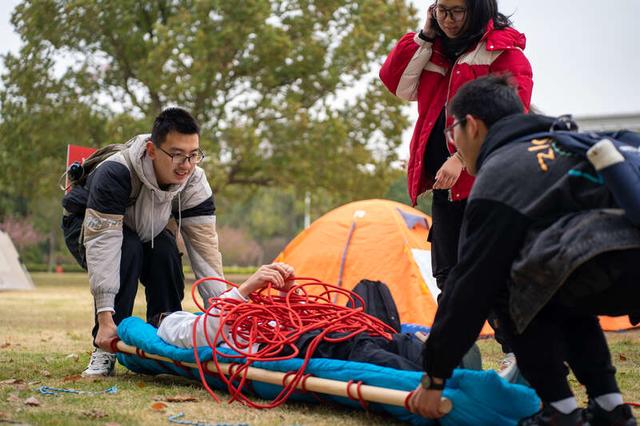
[177,192,182,239]
[151,192,155,249]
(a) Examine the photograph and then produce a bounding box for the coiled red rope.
[189,276,396,409]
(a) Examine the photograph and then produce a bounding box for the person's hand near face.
[422,3,438,39]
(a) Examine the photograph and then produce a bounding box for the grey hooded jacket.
[82,134,225,313]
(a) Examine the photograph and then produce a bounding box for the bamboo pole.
[116,341,452,414]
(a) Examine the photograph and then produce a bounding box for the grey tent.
[0,231,34,290]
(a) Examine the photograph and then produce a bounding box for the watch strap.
[420,374,446,391]
[418,29,436,43]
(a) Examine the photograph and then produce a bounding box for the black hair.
[151,107,200,146]
[449,74,524,128]
[437,0,513,59]
[462,0,512,35]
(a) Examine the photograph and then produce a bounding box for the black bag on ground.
[347,279,401,333]
[346,279,484,371]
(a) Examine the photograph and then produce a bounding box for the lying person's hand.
[272,262,296,292]
[238,263,295,297]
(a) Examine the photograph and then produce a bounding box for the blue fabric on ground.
[400,323,431,335]
[117,317,540,425]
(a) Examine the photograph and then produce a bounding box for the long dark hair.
[463,0,512,35]
[437,0,513,60]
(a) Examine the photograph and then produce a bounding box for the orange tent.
[275,198,636,333]
[599,316,637,332]
[275,198,485,330]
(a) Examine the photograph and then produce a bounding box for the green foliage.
[2,0,417,195]
[26,263,254,274]
[24,262,84,273]
[384,173,433,215]
[0,0,418,260]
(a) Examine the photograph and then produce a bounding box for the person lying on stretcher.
[155,262,479,372]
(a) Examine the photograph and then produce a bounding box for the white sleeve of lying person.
[157,287,258,352]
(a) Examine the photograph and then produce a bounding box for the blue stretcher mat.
[117,317,540,425]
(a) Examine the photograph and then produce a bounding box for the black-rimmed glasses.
[157,146,205,165]
[444,117,467,143]
[434,5,467,23]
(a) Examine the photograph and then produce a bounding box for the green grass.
[24,264,259,275]
[1,273,639,425]
[476,334,640,408]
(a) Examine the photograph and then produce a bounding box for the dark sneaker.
[584,400,637,426]
[518,405,587,426]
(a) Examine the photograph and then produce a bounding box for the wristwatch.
[418,29,436,43]
[420,374,446,391]
[453,151,466,169]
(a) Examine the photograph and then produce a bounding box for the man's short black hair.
[151,107,200,146]
[449,74,524,128]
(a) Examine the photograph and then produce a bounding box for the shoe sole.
[81,371,115,378]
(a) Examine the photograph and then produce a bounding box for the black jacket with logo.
[423,113,640,379]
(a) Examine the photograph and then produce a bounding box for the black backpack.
[514,115,640,226]
[347,279,401,333]
[61,138,142,217]
[62,136,142,189]
[60,139,142,267]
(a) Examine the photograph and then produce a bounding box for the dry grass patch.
[0,273,638,425]
[0,273,404,426]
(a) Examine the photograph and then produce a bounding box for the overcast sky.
[0,1,18,58]
[408,0,640,117]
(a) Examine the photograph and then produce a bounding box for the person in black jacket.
[407,75,639,426]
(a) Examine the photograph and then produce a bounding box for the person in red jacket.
[379,0,533,351]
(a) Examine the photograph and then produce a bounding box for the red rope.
[109,337,120,353]
[404,390,415,411]
[346,380,369,411]
[189,276,395,409]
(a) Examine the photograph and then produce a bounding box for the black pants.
[290,331,425,371]
[504,249,640,402]
[62,215,185,343]
[429,191,511,352]
[284,331,483,373]
[428,190,466,290]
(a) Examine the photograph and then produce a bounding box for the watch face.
[420,374,431,388]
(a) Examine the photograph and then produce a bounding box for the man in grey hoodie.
[62,107,225,377]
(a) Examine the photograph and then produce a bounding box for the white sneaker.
[497,352,518,381]
[82,348,116,377]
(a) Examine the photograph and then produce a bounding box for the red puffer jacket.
[380,21,533,204]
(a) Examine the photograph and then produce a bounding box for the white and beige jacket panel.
[83,134,224,313]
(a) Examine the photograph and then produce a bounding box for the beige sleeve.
[180,216,226,303]
[83,208,124,312]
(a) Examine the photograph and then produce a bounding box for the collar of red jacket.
[431,20,527,65]
[483,20,527,51]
